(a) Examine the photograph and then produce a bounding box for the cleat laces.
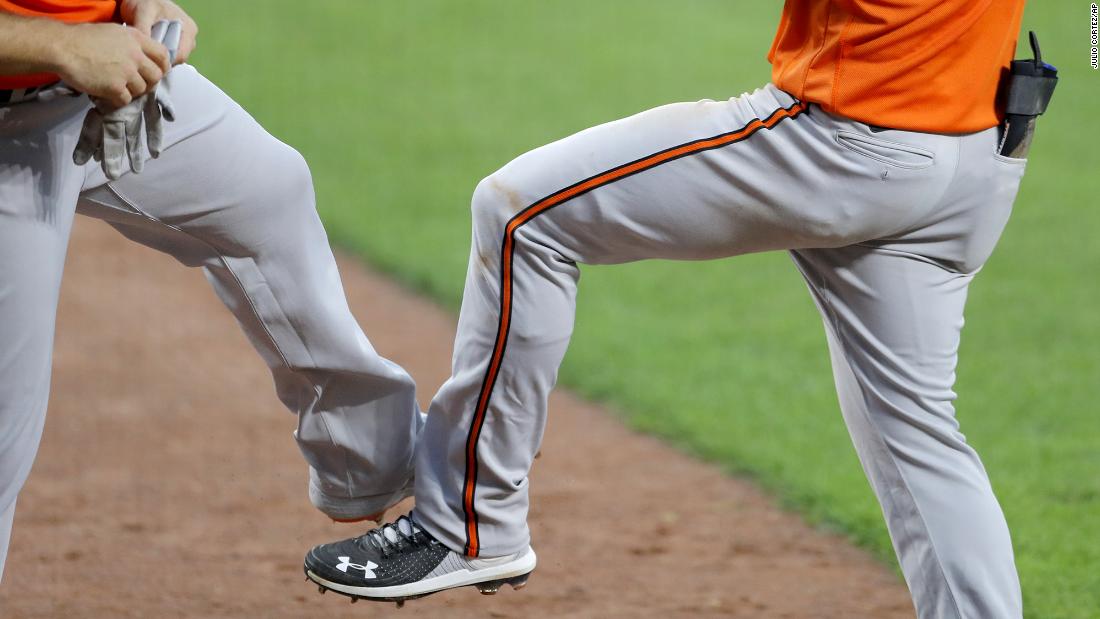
[357,515,434,557]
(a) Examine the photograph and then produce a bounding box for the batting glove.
[73,20,181,180]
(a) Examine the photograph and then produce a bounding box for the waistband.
[0,83,57,106]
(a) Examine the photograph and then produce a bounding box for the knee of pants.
[223,142,318,238]
[470,170,581,273]
[263,145,316,218]
[185,141,322,269]
[470,172,531,246]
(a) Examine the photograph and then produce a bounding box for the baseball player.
[0,0,425,582]
[305,2,1038,617]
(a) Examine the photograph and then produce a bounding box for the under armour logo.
[335,556,378,579]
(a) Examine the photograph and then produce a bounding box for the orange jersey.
[0,0,118,89]
[768,0,1027,133]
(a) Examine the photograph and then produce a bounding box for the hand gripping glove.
[73,20,182,180]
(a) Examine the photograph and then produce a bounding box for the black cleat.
[304,514,536,604]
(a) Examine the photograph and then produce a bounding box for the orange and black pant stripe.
[460,100,809,557]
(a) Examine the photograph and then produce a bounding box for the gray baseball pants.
[414,84,1025,618]
[0,65,422,580]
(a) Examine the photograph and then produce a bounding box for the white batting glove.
[72,20,182,180]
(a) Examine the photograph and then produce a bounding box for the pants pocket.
[835,130,936,169]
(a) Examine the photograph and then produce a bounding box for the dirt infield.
[0,218,916,618]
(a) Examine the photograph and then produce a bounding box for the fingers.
[119,0,197,66]
[137,56,165,92]
[130,2,158,36]
[125,113,145,175]
[125,71,149,100]
[157,87,176,122]
[100,118,128,180]
[175,39,192,64]
[136,31,172,74]
[144,93,164,158]
[72,109,103,166]
[104,83,133,109]
[110,27,168,104]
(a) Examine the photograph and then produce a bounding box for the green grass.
[182,2,1098,616]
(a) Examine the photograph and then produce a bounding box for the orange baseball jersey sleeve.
[0,0,118,89]
[768,0,1027,133]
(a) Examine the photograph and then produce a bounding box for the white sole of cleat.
[306,547,536,602]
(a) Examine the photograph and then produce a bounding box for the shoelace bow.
[357,516,433,557]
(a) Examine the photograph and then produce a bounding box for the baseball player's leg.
[411,89,963,560]
[790,132,1025,618]
[304,88,865,598]
[792,248,1020,618]
[75,65,422,521]
[0,95,88,581]
[0,500,14,581]
[0,230,67,582]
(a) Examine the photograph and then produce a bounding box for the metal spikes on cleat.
[477,582,501,595]
[476,573,530,595]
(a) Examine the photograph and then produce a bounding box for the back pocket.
[835,130,935,169]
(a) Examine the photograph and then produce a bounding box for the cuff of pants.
[411,499,532,559]
[309,475,414,522]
